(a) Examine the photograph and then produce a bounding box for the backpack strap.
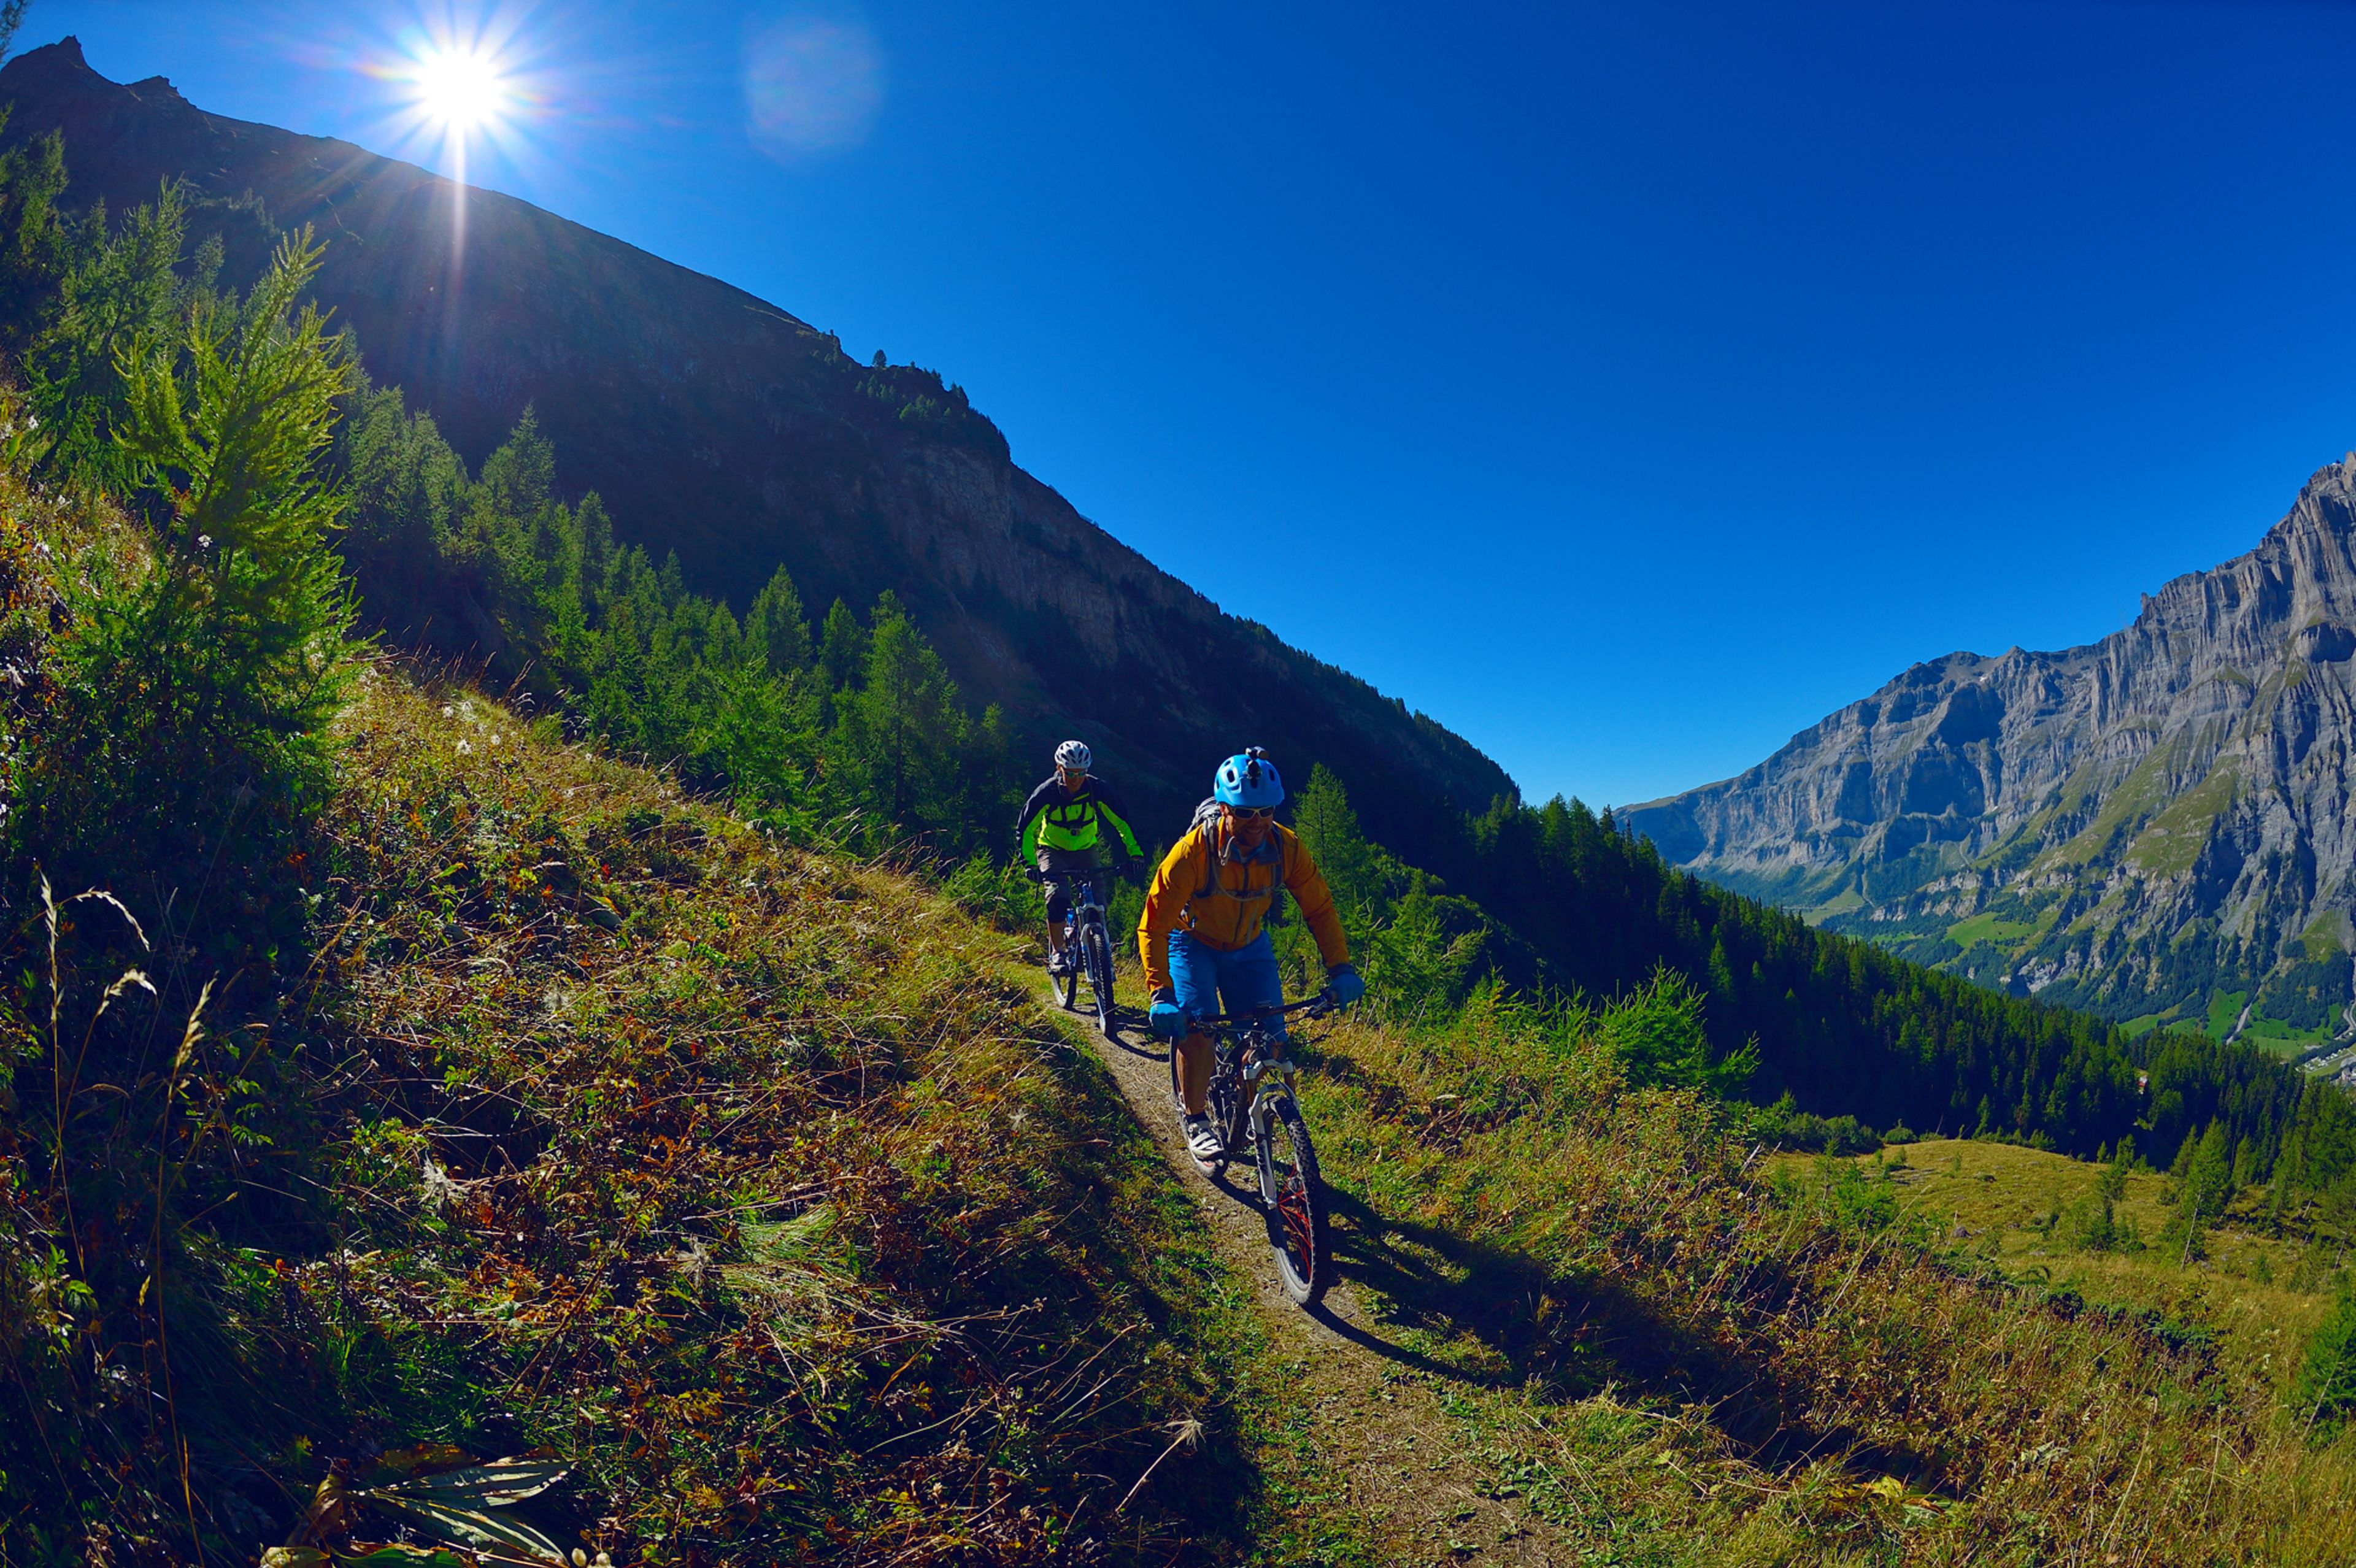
[1190,818,1284,905]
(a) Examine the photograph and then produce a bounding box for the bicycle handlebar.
[1188,991,1338,1029]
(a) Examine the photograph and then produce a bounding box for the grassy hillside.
[4,655,1363,1559]
[1773,1139,2336,1366]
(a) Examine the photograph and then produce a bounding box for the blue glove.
[1327,964,1366,1007]
[1149,990,1187,1040]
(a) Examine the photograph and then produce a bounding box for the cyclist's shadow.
[1306,1185,1946,1483]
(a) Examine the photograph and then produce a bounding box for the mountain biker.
[1017,740,1145,977]
[1139,748,1366,1161]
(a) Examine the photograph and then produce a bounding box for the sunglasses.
[1226,805,1276,821]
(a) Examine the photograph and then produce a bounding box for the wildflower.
[458,740,471,755]
[441,705,455,717]
[196,534,212,549]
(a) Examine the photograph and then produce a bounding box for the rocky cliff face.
[0,39,1512,853]
[1624,458,2356,1051]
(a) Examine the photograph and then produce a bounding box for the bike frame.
[1196,994,1332,1160]
[1046,867,1111,952]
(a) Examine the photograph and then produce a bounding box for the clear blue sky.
[37,1,2356,807]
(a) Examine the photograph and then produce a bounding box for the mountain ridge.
[0,36,1513,856]
[1625,453,2356,1054]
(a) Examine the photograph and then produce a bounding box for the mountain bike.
[1166,991,1338,1306]
[1042,866,1119,1036]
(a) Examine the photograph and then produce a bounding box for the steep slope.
[1625,455,2356,1048]
[0,37,1509,856]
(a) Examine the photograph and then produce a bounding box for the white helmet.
[1054,739,1092,771]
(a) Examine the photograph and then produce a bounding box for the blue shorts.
[1169,929,1285,1036]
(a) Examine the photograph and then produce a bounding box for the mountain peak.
[1625,452,2356,1047]
[13,36,94,81]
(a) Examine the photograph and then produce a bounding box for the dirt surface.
[1042,980,1585,1566]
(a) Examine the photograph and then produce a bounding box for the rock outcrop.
[0,39,1513,854]
[1624,458,2356,1042]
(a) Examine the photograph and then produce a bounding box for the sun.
[368,14,543,194]
[411,44,512,134]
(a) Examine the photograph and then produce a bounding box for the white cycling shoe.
[1183,1113,1222,1161]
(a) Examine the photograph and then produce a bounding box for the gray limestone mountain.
[0,38,1512,858]
[1623,456,2356,1057]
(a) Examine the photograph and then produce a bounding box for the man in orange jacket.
[1139,748,1366,1163]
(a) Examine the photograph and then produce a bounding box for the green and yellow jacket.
[1016,774,1145,864]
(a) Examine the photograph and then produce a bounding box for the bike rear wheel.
[1086,925,1116,1036]
[1258,1096,1330,1307]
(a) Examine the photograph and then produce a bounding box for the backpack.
[1187,797,1289,924]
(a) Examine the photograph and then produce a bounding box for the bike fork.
[1244,1067,1295,1203]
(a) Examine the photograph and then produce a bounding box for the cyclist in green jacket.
[1018,740,1145,976]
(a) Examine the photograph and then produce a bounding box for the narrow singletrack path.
[1038,978,1586,1566]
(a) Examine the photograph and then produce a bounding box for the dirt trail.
[1041,983,1583,1566]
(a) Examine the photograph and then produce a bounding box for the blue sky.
[37,1,2356,807]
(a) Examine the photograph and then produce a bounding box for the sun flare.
[411,44,511,134]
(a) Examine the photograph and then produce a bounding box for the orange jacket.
[1138,819,1350,995]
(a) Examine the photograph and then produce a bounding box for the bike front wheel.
[1086,925,1116,1036]
[1257,1096,1330,1307]
[1054,926,1080,1011]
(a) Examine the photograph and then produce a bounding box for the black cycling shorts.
[1037,849,1107,925]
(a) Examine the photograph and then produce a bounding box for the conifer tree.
[744,563,812,674]
[14,227,358,897]
[832,594,966,841]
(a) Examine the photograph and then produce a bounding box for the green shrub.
[1595,964,1758,1096]
[1753,1091,1883,1155]
[2293,1282,2356,1435]
[1819,1155,1900,1232]
[2061,1192,2139,1253]
[941,851,1045,931]
[10,226,355,927]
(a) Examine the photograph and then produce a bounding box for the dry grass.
[0,659,1323,1565]
[283,671,1284,1562]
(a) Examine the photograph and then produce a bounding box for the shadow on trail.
[1098,1012,1163,1061]
[1311,1185,1942,1483]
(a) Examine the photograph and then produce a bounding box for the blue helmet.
[1213,747,1284,809]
